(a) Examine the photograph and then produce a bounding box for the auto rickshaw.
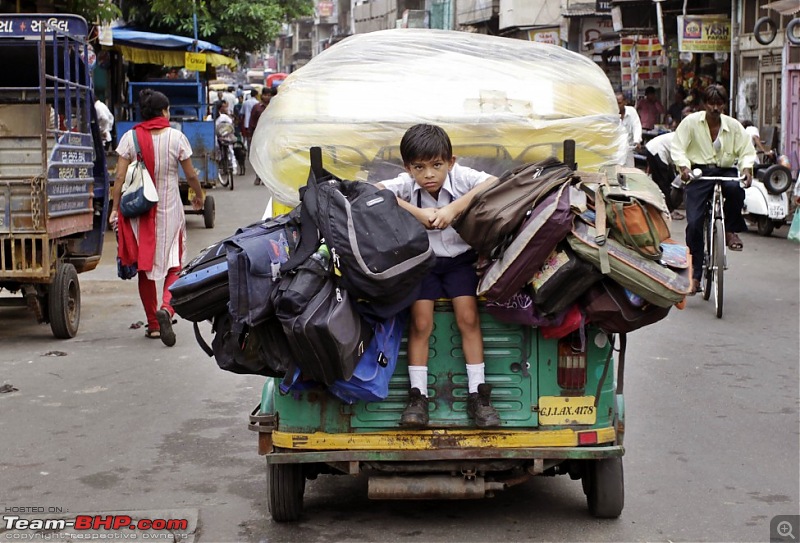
[247,29,630,521]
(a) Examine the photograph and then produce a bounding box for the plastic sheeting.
[251,29,627,207]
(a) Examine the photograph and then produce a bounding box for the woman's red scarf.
[117,117,171,271]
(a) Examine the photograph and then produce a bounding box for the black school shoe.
[156,309,176,347]
[467,383,501,428]
[400,388,429,427]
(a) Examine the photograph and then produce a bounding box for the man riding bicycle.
[670,84,756,295]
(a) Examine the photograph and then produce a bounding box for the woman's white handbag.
[119,130,159,218]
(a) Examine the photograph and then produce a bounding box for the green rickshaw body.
[253,303,626,520]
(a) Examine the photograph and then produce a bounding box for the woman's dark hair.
[400,124,453,165]
[139,89,170,120]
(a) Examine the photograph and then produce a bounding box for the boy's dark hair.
[139,88,170,120]
[400,124,453,165]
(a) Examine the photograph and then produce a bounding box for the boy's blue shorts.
[418,250,479,301]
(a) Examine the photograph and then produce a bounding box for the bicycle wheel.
[702,215,713,301]
[217,154,230,187]
[712,218,724,318]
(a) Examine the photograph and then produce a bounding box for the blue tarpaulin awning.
[108,28,236,68]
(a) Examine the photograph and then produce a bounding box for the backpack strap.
[281,147,326,272]
[193,321,214,357]
[594,173,611,274]
[616,333,627,394]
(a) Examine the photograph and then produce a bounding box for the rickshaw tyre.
[787,18,800,46]
[203,196,216,229]
[586,457,624,518]
[756,216,774,237]
[49,263,80,339]
[762,164,792,195]
[754,17,777,45]
[268,463,305,522]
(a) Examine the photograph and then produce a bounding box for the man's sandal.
[145,328,161,339]
[726,232,743,251]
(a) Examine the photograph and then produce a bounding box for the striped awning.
[761,0,800,16]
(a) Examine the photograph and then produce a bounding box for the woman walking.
[109,89,204,346]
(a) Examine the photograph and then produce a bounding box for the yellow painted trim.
[273,427,616,450]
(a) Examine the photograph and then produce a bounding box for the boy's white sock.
[408,366,428,397]
[466,363,486,394]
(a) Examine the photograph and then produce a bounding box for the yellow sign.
[538,396,597,425]
[677,15,731,53]
[185,52,207,72]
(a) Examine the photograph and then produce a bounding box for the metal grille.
[0,235,51,279]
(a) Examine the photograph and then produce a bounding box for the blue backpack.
[280,313,407,404]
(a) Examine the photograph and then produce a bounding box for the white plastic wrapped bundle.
[251,29,627,207]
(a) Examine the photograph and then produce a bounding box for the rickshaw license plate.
[538,396,597,425]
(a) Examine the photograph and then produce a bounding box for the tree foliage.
[119,0,314,57]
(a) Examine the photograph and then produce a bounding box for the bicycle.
[690,169,746,319]
[216,123,236,191]
[217,140,235,190]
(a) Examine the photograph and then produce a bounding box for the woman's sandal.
[145,328,161,339]
[726,232,744,251]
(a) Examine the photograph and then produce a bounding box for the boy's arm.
[431,176,497,229]
[376,182,437,229]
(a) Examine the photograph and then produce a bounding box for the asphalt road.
[1,171,798,543]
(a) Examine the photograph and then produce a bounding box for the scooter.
[743,153,793,237]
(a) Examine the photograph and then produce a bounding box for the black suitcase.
[170,240,229,322]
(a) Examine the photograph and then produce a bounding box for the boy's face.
[405,155,456,195]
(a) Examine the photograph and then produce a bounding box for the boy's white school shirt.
[379,163,492,258]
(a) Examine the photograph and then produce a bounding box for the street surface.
[1,169,798,542]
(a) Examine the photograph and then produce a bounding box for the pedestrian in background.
[94,98,114,150]
[617,91,642,167]
[249,88,275,185]
[636,86,665,131]
[109,89,205,346]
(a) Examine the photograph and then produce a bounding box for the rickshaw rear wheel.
[268,462,305,522]
[49,263,80,339]
[585,457,624,518]
[203,196,216,229]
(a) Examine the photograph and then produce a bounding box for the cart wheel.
[756,216,774,237]
[48,263,80,339]
[586,457,624,518]
[268,462,305,522]
[203,196,216,229]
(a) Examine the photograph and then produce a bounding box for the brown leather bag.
[452,157,574,257]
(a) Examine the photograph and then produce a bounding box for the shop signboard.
[527,28,559,45]
[677,15,731,53]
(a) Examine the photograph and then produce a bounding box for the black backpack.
[276,244,372,386]
[192,313,292,378]
[284,147,434,309]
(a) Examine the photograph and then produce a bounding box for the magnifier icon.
[778,521,796,540]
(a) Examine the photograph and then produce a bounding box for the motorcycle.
[743,152,793,236]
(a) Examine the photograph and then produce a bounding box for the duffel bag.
[567,220,691,308]
[583,279,671,334]
[327,312,407,404]
[225,209,301,326]
[169,240,228,322]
